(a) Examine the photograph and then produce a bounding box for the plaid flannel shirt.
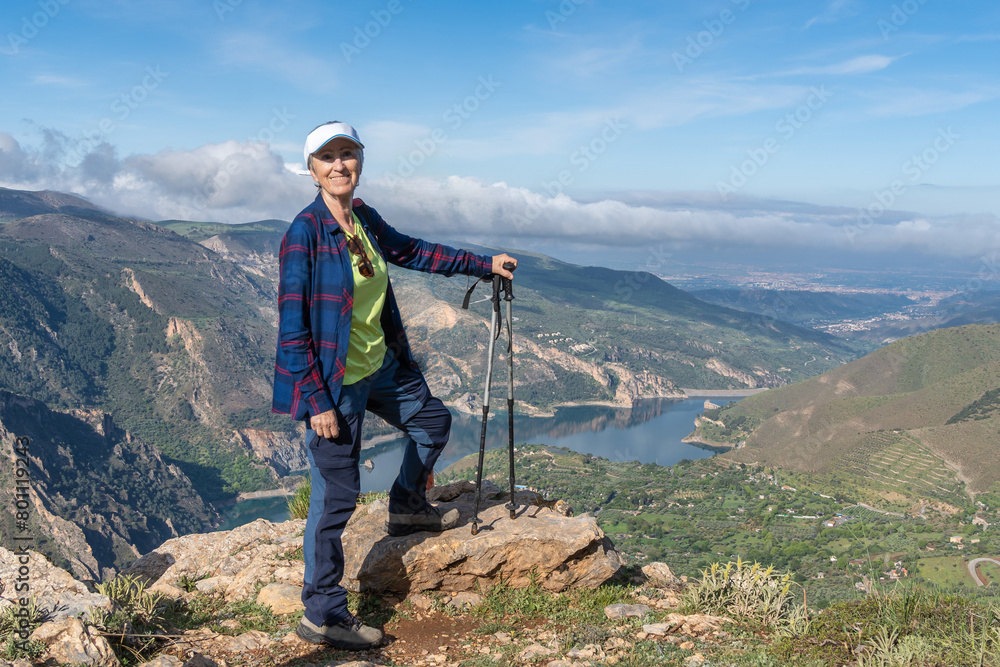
[272,194,492,421]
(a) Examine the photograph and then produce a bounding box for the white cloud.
[867,88,999,117]
[3,131,998,260]
[804,0,856,29]
[0,132,313,222]
[774,54,900,77]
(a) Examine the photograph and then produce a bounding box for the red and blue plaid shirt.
[272,194,492,421]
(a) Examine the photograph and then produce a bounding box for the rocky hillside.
[165,216,861,414]
[0,391,214,584]
[693,322,1000,498]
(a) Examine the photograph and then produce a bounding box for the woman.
[272,121,516,649]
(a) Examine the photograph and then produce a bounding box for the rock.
[604,603,650,619]
[642,622,675,636]
[566,645,598,658]
[0,549,112,621]
[408,593,435,610]
[341,482,622,594]
[273,563,305,583]
[641,562,679,585]
[446,592,482,610]
[122,518,305,599]
[667,612,731,636]
[517,644,555,661]
[31,617,120,666]
[256,582,304,614]
[679,640,695,650]
[207,630,272,653]
[180,656,217,667]
[194,576,231,593]
[137,657,184,667]
[493,631,511,644]
[685,653,706,666]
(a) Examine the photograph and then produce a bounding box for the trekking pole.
[502,271,518,521]
[465,273,501,535]
[462,262,517,535]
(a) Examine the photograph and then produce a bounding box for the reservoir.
[217,395,747,529]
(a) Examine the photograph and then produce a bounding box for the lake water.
[217,395,747,528]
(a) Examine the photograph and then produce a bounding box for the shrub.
[287,480,311,520]
[680,558,795,625]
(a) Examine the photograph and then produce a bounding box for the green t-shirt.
[343,213,388,385]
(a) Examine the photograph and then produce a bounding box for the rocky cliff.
[0,391,215,583]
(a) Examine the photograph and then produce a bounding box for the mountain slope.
[176,222,862,411]
[0,390,215,583]
[0,204,287,501]
[694,323,1000,497]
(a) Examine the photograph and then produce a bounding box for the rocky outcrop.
[0,393,216,582]
[122,482,620,600]
[229,428,306,477]
[341,481,623,594]
[31,618,120,667]
[0,548,112,621]
[122,518,304,601]
[122,268,158,312]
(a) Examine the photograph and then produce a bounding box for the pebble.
[604,603,650,620]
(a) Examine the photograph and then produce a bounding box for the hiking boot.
[387,504,460,537]
[296,614,383,649]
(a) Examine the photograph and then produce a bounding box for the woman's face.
[309,137,362,200]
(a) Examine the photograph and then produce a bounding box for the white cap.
[303,121,364,168]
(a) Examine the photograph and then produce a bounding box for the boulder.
[0,548,112,621]
[122,518,304,599]
[31,618,120,666]
[342,481,622,594]
[641,562,679,585]
[122,483,620,603]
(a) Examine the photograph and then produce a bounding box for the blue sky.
[1,0,998,269]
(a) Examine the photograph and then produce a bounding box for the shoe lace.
[338,613,363,631]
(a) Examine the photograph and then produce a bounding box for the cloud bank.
[1,130,998,262]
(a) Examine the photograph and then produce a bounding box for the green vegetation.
[693,323,1000,494]
[0,597,50,661]
[948,387,1000,424]
[681,559,796,626]
[88,574,169,664]
[441,445,1000,610]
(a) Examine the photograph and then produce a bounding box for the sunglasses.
[347,235,374,278]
